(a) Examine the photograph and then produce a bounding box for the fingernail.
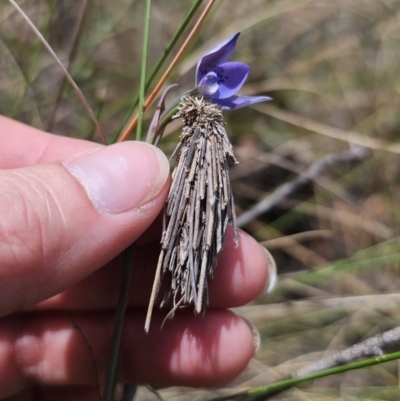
[242,317,261,353]
[65,142,169,214]
[263,247,277,293]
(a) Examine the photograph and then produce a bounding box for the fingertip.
[209,228,269,307]
[125,310,254,386]
[169,311,255,386]
[66,141,169,214]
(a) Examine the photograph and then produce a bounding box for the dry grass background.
[2,0,400,399]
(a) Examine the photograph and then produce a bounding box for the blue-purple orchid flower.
[196,32,271,110]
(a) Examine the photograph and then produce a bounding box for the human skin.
[0,116,271,400]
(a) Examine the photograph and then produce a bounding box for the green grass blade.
[208,350,400,401]
[110,0,204,143]
[136,0,152,141]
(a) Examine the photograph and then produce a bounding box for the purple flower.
[196,32,271,110]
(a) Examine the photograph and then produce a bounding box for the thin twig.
[292,326,400,378]
[237,146,370,228]
[118,0,217,142]
[8,0,106,144]
[240,326,400,400]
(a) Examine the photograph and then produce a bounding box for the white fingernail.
[263,247,277,293]
[242,317,261,353]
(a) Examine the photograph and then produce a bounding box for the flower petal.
[208,62,250,99]
[215,95,272,110]
[196,33,240,85]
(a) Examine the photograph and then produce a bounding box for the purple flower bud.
[196,33,271,110]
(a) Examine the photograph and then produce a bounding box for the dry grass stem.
[7,0,106,144]
[292,326,400,378]
[261,230,333,249]
[255,104,400,155]
[237,147,369,227]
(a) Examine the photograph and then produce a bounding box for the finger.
[34,227,270,310]
[0,116,102,169]
[0,310,254,396]
[209,228,271,306]
[3,385,103,401]
[0,142,170,316]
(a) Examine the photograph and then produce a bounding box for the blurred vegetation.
[2,0,400,399]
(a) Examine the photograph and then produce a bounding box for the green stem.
[103,2,152,399]
[208,350,400,401]
[110,0,204,143]
[136,0,152,141]
[145,0,203,95]
[102,244,136,401]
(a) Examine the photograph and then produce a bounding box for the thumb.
[0,141,169,315]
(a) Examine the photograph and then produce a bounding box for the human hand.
[0,116,273,400]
